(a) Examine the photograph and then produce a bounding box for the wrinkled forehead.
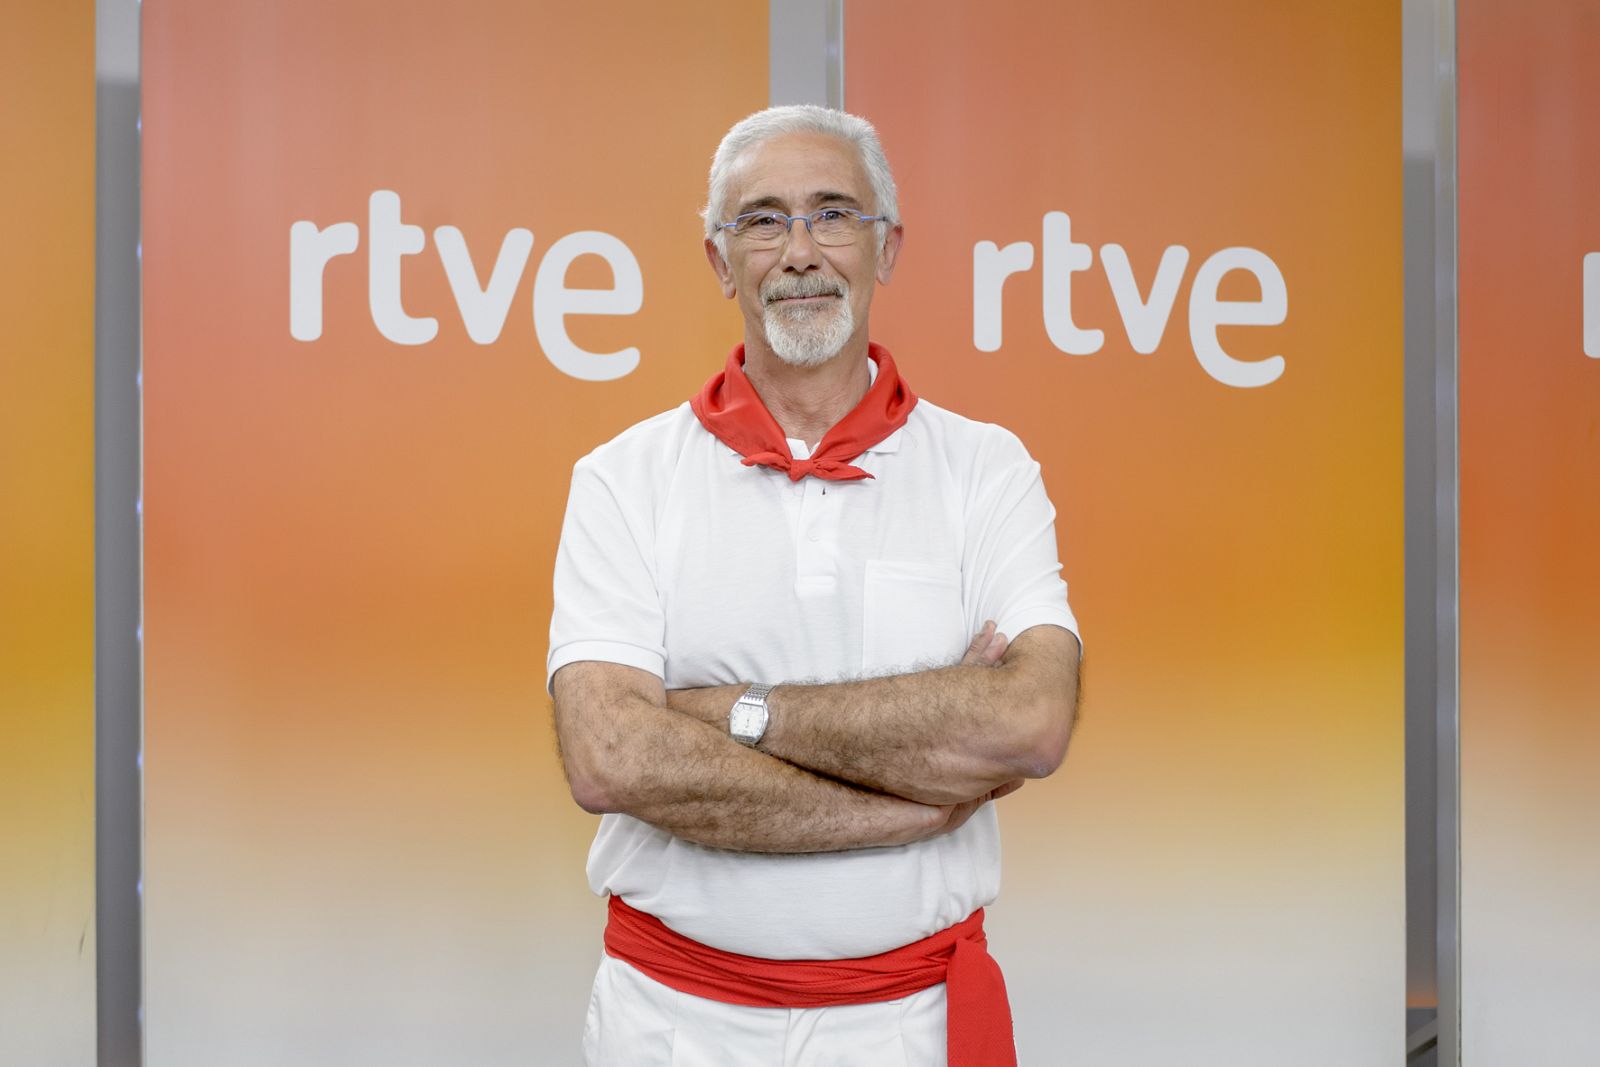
[723,131,874,217]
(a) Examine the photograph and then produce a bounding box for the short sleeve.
[965,430,1082,654]
[546,457,667,695]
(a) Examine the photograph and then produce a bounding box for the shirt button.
[808,530,821,542]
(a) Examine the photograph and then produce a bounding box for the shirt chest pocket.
[861,559,967,676]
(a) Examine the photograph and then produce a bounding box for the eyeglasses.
[718,207,889,248]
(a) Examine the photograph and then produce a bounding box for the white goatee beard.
[761,280,856,369]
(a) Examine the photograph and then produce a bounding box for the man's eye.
[747,214,784,230]
[815,209,848,223]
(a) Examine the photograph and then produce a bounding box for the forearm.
[664,672,1001,806]
[558,688,942,854]
[667,660,1059,807]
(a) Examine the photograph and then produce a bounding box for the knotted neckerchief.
[689,342,917,482]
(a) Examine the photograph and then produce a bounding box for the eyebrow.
[732,190,868,216]
[734,195,788,215]
[809,191,865,210]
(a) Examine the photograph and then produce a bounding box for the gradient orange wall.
[847,4,1403,1061]
[1459,2,1600,1061]
[0,2,97,1063]
[141,3,765,1062]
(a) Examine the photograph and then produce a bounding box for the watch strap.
[737,683,775,705]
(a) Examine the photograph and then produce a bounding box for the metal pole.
[94,0,143,1062]
[1432,0,1461,1061]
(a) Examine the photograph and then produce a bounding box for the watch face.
[730,701,767,743]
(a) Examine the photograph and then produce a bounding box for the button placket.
[794,474,838,579]
[787,440,840,582]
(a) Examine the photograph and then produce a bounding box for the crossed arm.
[550,620,1080,851]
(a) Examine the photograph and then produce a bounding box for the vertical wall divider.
[1433,0,1461,1061]
[93,0,143,1063]
[767,0,837,108]
[825,0,843,109]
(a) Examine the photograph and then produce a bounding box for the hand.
[664,682,747,727]
[918,777,1025,841]
[959,619,1009,668]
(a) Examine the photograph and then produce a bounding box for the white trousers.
[582,954,950,1067]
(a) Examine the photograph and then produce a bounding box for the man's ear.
[705,238,737,299]
[875,223,905,286]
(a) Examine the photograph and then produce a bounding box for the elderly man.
[547,105,1081,1066]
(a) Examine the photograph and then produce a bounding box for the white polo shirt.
[546,357,1080,959]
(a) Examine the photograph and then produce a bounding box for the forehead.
[727,132,873,212]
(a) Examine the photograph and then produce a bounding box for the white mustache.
[762,277,846,304]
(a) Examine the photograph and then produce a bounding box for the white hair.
[702,105,899,257]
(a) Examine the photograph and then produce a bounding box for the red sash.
[604,895,1017,1066]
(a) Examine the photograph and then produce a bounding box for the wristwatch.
[729,684,775,747]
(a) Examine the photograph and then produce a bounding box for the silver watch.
[729,684,775,746]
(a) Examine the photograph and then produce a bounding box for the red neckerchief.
[690,342,918,482]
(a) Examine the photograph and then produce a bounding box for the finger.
[968,620,995,649]
[959,621,997,666]
[988,779,1026,801]
[982,632,1009,664]
[943,797,983,834]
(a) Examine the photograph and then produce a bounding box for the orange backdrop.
[0,2,96,1063]
[145,2,1406,1062]
[142,2,766,1062]
[1459,1,1600,1062]
[847,2,1403,1061]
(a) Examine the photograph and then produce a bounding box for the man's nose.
[778,216,823,270]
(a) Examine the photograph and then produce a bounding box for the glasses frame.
[717,206,891,247]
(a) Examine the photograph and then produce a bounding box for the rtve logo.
[290,190,643,381]
[974,212,1289,388]
[291,193,1317,385]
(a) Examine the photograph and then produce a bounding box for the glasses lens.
[810,209,857,246]
[735,212,786,243]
